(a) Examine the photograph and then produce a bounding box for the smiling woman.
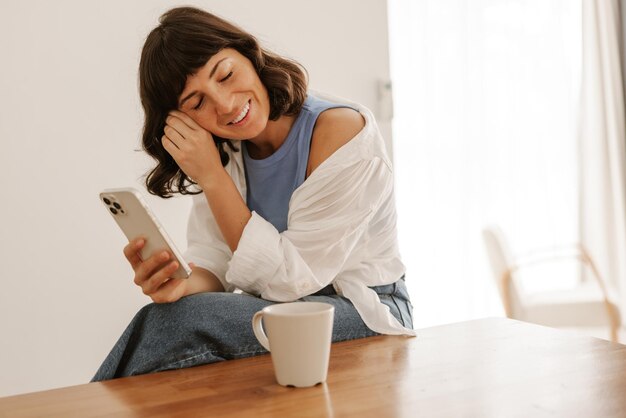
[91,6,414,381]
[139,8,306,198]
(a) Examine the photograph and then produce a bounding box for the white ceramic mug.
[252,302,335,388]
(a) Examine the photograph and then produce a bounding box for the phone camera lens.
[113,202,122,210]
[103,197,111,205]
[110,207,118,215]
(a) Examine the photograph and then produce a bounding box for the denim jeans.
[91,278,412,381]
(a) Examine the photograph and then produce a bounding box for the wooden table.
[1,317,625,417]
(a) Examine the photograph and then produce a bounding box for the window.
[388,0,582,326]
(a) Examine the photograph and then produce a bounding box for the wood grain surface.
[1,318,625,417]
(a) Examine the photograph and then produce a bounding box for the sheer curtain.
[388,0,582,327]
[579,0,626,323]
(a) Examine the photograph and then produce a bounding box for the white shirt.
[184,92,415,336]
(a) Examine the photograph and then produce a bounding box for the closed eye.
[193,97,204,110]
[191,71,233,110]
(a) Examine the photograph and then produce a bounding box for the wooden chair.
[482,226,621,342]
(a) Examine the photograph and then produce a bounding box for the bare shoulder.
[307,107,366,177]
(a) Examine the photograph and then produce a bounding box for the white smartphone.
[99,187,191,279]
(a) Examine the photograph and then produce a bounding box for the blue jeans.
[91,279,412,381]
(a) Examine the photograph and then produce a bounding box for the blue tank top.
[243,95,355,232]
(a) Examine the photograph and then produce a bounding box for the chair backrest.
[482,226,523,318]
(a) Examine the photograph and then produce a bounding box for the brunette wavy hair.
[139,7,308,198]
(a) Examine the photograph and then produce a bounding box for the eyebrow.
[178,57,228,107]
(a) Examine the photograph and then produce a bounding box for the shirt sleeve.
[183,193,235,292]
[224,157,393,301]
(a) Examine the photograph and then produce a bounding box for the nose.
[213,94,236,117]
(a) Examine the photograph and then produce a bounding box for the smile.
[229,100,251,125]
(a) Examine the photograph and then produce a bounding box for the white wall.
[0,0,392,397]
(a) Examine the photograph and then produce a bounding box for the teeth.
[231,101,250,124]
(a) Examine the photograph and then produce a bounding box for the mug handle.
[252,311,271,351]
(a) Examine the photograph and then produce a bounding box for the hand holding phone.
[123,237,191,303]
[100,188,228,302]
[99,188,196,305]
[100,188,191,280]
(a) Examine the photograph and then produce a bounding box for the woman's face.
[177,48,270,140]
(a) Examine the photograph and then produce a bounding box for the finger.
[123,238,145,271]
[162,135,181,159]
[134,251,171,286]
[162,131,181,150]
[165,114,194,137]
[150,278,186,304]
[169,110,201,130]
[164,124,186,144]
[142,260,179,294]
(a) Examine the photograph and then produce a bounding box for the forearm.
[184,266,225,296]
[200,168,252,253]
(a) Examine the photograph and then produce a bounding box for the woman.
[93,6,414,381]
